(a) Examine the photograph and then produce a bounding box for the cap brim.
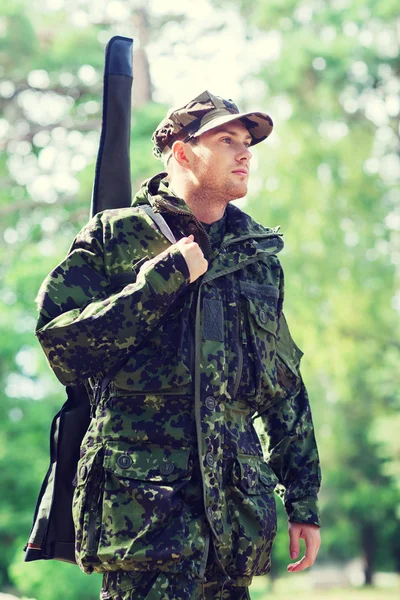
[191,111,273,145]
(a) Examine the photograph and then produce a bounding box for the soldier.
[35,91,321,599]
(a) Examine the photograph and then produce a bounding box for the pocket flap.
[240,282,279,336]
[103,444,192,483]
[233,455,279,495]
[258,462,279,491]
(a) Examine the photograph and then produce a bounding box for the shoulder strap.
[141,205,177,244]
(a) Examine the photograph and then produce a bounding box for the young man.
[35,91,321,600]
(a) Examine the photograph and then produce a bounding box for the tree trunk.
[361,524,375,586]
[132,8,153,107]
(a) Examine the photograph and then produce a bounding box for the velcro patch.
[203,298,224,342]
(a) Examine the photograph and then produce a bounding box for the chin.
[232,184,247,199]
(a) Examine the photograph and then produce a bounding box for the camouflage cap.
[152,90,273,162]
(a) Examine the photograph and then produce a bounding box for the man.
[35,91,321,600]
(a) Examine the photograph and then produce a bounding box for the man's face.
[187,119,253,202]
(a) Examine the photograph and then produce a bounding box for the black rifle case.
[25,35,134,564]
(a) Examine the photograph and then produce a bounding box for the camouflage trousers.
[100,537,251,600]
[100,569,251,599]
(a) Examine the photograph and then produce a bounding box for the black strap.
[141,205,176,244]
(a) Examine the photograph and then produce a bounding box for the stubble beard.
[191,181,247,216]
[189,161,249,213]
[206,169,248,201]
[222,177,248,203]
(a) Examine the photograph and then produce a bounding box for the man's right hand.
[175,235,208,283]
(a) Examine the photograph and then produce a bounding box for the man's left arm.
[257,372,321,571]
[255,313,322,571]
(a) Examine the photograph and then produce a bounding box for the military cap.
[152,90,273,162]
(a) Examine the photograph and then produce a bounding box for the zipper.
[86,464,104,554]
[188,289,197,377]
[232,300,247,398]
[90,382,100,418]
[86,506,98,553]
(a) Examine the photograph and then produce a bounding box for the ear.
[171,140,191,168]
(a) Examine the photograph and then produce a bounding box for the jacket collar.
[132,171,192,215]
[132,171,284,257]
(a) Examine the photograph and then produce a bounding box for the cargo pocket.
[241,283,304,409]
[72,446,104,573]
[95,444,193,573]
[240,283,279,401]
[226,455,278,579]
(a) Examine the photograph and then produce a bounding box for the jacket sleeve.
[255,270,322,527]
[35,214,190,386]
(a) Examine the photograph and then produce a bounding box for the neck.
[169,177,227,224]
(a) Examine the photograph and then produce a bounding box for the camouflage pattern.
[100,568,251,599]
[100,536,252,599]
[35,171,321,587]
[152,90,273,161]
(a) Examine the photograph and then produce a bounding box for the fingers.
[174,235,208,283]
[289,526,300,561]
[287,554,314,573]
[287,523,321,573]
[181,234,195,243]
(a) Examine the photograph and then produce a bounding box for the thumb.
[289,526,300,559]
[185,234,195,242]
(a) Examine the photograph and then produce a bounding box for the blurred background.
[0,0,399,598]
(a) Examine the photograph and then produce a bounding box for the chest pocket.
[240,282,279,399]
[240,282,301,409]
[241,282,279,336]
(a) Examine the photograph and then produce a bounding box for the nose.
[236,143,252,162]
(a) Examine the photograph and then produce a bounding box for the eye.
[221,137,232,144]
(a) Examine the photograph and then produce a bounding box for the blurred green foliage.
[228,0,400,585]
[0,0,399,598]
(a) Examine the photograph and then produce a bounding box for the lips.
[232,169,248,176]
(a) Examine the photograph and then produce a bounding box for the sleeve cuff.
[142,246,190,308]
[286,495,321,527]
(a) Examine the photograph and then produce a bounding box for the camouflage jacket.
[35,172,321,586]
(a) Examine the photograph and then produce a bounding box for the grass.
[251,590,400,600]
[249,576,400,600]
